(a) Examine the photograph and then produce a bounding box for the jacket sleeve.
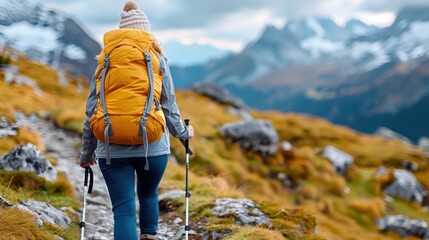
[160,56,192,139]
[80,74,98,164]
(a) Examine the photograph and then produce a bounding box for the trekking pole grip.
[84,167,89,187]
[184,119,190,153]
[84,167,94,194]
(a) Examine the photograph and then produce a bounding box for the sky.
[30,0,429,64]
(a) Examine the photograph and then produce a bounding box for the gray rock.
[321,146,353,175]
[12,204,44,227]
[383,169,428,204]
[0,195,13,207]
[418,137,429,158]
[0,116,18,138]
[375,127,412,146]
[158,190,185,202]
[211,198,270,226]
[225,107,253,120]
[190,82,248,109]
[19,200,71,228]
[376,215,429,239]
[220,120,279,156]
[173,217,183,225]
[0,143,57,181]
[282,141,293,151]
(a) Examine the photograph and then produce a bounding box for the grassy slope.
[1,54,428,239]
[172,91,428,240]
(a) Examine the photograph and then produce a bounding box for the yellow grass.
[0,208,55,240]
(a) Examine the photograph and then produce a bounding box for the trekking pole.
[80,166,93,240]
[184,119,191,240]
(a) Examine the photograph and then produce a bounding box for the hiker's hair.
[153,38,164,56]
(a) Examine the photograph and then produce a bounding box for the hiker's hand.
[80,160,97,169]
[188,125,194,138]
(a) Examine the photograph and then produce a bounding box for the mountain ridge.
[171,5,429,141]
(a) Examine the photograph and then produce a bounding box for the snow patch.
[63,44,86,61]
[0,21,59,54]
[350,25,371,35]
[301,38,344,58]
[306,18,325,37]
[349,41,390,70]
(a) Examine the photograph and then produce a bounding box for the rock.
[281,141,295,159]
[225,107,253,120]
[376,215,429,238]
[211,198,270,226]
[418,137,429,157]
[0,116,18,138]
[0,195,13,207]
[321,146,353,175]
[190,82,248,109]
[277,172,293,188]
[402,160,418,172]
[0,143,57,181]
[19,200,71,228]
[12,204,44,227]
[173,217,183,225]
[220,120,279,156]
[380,168,428,205]
[158,190,185,202]
[375,127,412,146]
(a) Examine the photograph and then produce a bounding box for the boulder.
[376,215,429,239]
[158,190,185,202]
[375,127,412,146]
[190,82,248,109]
[418,137,429,157]
[211,198,270,226]
[321,146,353,175]
[0,143,57,181]
[377,168,428,205]
[220,120,279,156]
[19,200,71,228]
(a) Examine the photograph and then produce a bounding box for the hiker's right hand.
[80,159,97,169]
[188,125,194,138]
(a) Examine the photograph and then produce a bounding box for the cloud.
[30,0,429,51]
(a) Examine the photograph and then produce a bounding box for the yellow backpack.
[89,29,166,155]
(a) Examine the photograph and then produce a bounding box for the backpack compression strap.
[139,52,155,171]
[99,55,114,165]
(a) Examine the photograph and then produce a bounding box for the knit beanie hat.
[119,1,151,31]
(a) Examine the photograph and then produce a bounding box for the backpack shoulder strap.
[139,51,156,170]
[99,54,113,165]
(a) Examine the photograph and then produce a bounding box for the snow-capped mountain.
[200,17,381,85]
[170,6,429,141]
[196,6,429,86]
[0,0,100,79]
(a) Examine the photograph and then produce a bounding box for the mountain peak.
[345,19,379,36]
[393,5,429,27]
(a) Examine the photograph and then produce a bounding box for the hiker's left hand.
[80,159,97,169]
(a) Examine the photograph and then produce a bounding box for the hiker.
[79,1,194,240]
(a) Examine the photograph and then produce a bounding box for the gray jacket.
[80,55,191,164]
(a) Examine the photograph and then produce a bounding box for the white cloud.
[28,0,428,53]
[354,11,396,27]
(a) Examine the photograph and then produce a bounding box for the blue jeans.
[99,155,168,240]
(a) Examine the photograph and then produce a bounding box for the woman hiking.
[79,1,194,240]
